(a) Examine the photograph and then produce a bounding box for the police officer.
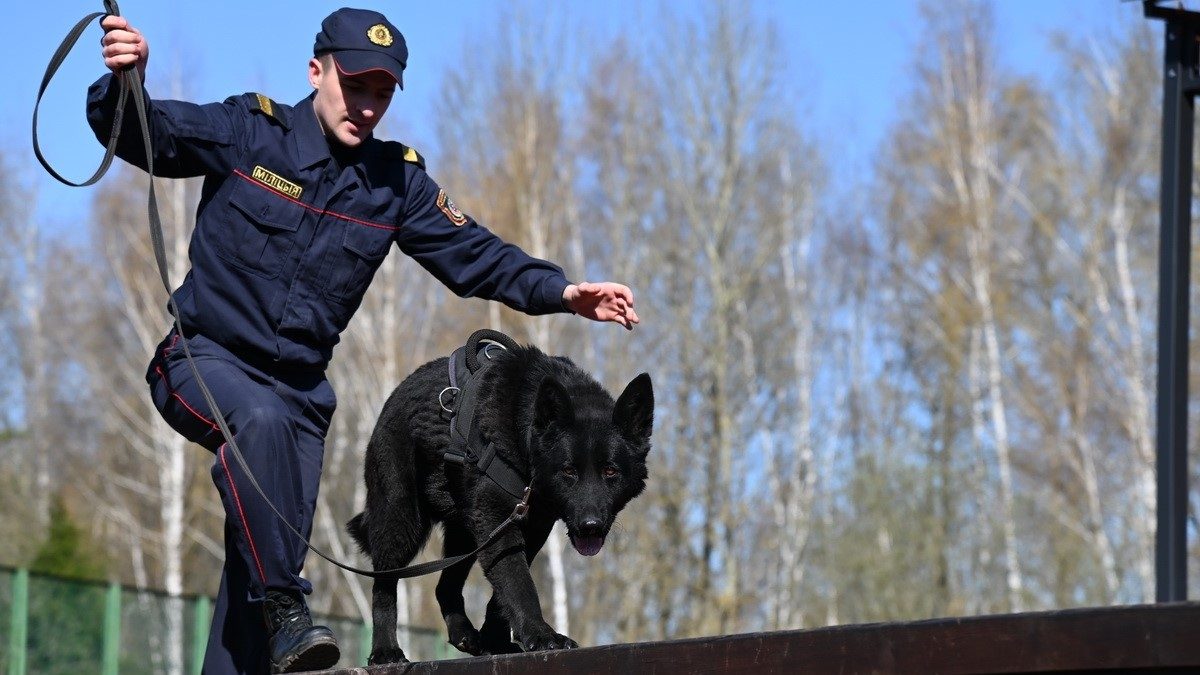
[91,7,638,674]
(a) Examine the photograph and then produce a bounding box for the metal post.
[359,620,372,666]
[435,632,453,661]
[101,582,121,675]
[8,569,27,675]
[192,596,210,675]
[1149,5,1197,604]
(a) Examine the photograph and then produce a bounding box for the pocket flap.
[228,179,304,232]
[342,222,392,260]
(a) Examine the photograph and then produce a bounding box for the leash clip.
[512,487,532,520]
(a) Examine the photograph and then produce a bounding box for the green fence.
[0,566,451,673]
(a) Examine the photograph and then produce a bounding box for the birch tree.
[1047,25,1160,602]
[879,0,1048,613]
[89,160,211,674]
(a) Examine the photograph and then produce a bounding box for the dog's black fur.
[347,341,653,664]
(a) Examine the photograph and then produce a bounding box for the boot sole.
[272,635,341,673]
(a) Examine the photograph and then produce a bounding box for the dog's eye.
[602,466,619,478]
[561,466,578,479]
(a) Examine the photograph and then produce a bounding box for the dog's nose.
[579,518,603,536]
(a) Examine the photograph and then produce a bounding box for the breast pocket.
[216,179,305,279]
[324,222,393,304]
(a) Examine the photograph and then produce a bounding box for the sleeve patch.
[436,189,469,226]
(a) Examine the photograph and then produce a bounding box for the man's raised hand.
[100,15,148,79]
[563,282,640,330]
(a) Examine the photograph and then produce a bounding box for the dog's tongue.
[571,534,605,557]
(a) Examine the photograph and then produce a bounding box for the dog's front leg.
[477,595,521,654]
[477,527,578,653]
[478,517,554,654]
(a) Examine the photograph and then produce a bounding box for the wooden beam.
[325,602,1200,674]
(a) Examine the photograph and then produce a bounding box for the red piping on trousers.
[153,358,268,587]
[219,443,269,586]
[154,365,220,432]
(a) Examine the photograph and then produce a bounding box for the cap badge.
[367,24,394,47]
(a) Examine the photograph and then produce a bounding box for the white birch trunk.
[1108,190,1156,600]
[967,326,991,615]
[937,23,1024,612]
[774,152,816,630]
[967,227,1024,612]
[523,104,570,634]
[19,218,50,528]
[160,171,191,675]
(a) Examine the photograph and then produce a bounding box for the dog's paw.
[479,636,523,655]
[367,647,409,665]
[518,629,579,652]
[447,624,484,656]
[446,612,482,653]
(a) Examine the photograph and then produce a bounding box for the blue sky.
[11,1,1136,235]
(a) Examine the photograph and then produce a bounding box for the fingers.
[103,44,143,71]
[578,281,634,303]
[100,15,129,32]
[612,300,639,330]
[103,40,142,59]
[624,305,640,327]
[606,284,637,328]
[100,16,147,74]
[572,280,639,329]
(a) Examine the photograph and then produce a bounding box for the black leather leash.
[33,2,529,580]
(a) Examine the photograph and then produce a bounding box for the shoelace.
[267,595,312,632]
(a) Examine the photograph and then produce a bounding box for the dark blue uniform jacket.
[86,74,570,370]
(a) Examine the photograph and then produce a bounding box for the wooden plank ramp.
[317,602,1200,674]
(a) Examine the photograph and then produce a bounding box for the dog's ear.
[535,376,575,430]
[613,373,653,442]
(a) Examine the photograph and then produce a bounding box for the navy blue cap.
[314,8,407,89]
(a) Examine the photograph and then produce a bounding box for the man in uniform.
[92,7,638,674]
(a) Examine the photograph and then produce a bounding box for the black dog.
[347,338,653,664]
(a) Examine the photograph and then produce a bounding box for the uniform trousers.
[147,330,336,675]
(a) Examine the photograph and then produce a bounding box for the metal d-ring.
[483,341,505,360]
[438,386,460,413]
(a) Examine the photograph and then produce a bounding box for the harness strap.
[35,2,527,580]
[473,440,530,501]
[442,335,533,501]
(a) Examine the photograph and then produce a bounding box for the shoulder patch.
[401,144,425,170]
[248,93,288,127]
[380,141,426,170]
[250,93,275,118]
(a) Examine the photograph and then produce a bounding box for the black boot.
[263,590,340,673]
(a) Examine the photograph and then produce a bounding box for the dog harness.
[441,329,532,502]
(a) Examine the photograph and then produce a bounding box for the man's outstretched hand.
[563,282,640,330]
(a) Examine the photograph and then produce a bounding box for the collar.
[292,94,332,169]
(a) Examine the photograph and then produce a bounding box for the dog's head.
[532,372,653,557]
